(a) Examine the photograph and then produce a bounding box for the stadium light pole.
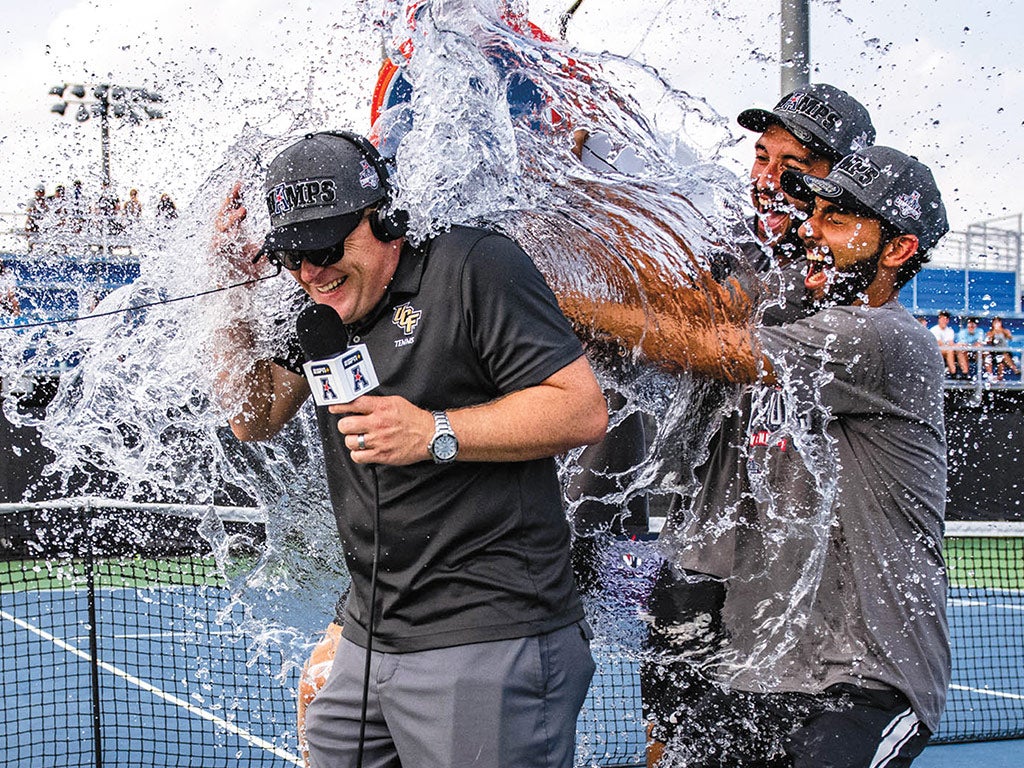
[780,0,810,96]
[48,82,165,187]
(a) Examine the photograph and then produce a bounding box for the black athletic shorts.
[641,564,932,767]
[640,561,728,745]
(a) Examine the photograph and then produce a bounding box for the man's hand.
[212,181,262,280]
[328,355,607,465]
[329,395,434,466]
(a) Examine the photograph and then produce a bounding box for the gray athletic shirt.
[733,300,951,732]
[659,254,811,581]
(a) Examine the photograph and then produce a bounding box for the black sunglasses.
[267,241,345,272]
[265,210,365,271]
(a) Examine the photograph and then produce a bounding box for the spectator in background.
[48,185,68,228]
[955,316,985,379]
[124,188,143,223]
[70,180,86,234]
[156,193,178,221]
[94,183,124,239]
[985,316,1019,380]
[0,262,19,317]
[930,309,957,376]
[46,183,73,252]
[24,184,48,250]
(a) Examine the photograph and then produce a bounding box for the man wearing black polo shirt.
[213,131,608,768]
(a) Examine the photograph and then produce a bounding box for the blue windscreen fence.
[1,251,141,325]
[901,267,1019,316]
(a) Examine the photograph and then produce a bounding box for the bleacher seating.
[901,267,1019,316]
[1,251,140,324]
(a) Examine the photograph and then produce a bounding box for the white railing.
[943,344,1024,395]
[926,215,1022,272]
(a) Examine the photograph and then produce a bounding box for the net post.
[84,499,104,768]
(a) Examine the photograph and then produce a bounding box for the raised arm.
[550,246,764,384]
[211,182,311,441]
[521,182,763,382]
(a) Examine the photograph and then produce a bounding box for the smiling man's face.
[798,198,885,306]
[750,123,833,246]
[290,218,402,324]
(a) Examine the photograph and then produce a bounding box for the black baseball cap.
[781,146,949,252]
[262,132,387,252]
[738,83,875,162]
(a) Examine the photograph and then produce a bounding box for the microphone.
[296,304,379,406]
[297,304,346,360]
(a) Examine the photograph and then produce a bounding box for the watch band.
[428,410,459,463]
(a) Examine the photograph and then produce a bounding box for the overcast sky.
[0,0,1020,232]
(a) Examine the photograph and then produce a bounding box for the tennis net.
[0,499,302,768]
[938,520,1024,744]
[1,503,1021,767]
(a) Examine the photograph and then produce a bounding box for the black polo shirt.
[309,226,586,652]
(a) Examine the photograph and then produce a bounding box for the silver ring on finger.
[357,434,367,451]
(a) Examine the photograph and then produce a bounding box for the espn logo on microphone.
[303,343,380,406]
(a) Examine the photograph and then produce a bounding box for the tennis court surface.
[2,501,1022,767]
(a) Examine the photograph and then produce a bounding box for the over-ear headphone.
[317,130,409,242]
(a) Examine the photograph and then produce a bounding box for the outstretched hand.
[212,181,263,279]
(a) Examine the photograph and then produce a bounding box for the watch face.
[432,433,458,461]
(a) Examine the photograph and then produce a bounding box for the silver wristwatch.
[427,410,459,464]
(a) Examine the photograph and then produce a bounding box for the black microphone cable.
[355,463,381,768]
[295,303,382,768]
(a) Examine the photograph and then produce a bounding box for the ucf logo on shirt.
[392,303,422,335]
[748,388,792,451]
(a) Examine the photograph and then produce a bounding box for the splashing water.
[0,0,843,761]
[379,0,837,668]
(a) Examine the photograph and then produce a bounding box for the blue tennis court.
[1,579,653,767]
[2,581,305,766]
[2,512,1022,767]
[943,589,1024,739]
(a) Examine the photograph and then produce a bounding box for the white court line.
[949,597,1024,609]
[1,609,302,766]
[949,599,988,608]
[950,683,1024,701]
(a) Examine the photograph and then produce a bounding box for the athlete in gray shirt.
[585,146,951,767]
